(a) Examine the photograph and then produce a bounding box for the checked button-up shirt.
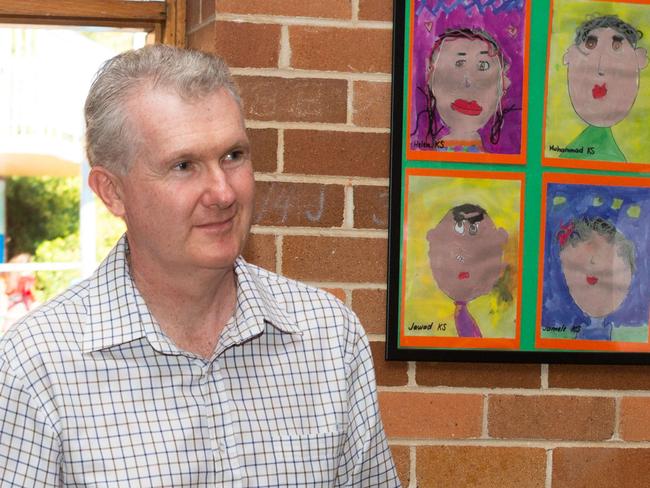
[0,236,400,487]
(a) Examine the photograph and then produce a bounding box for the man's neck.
[128,252,238,359]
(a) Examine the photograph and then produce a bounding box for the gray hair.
[84,44,241,174]
[559,216,636,273]
[574,15,643,48]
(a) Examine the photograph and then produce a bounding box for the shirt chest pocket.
[251,431,345,486]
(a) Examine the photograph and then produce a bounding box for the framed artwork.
[542,0,650,171]
[406,0,530,163]
[387,0,650,363]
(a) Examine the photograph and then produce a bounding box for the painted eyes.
[454,59,490,71]
[453,222,479,235]
[585,36,598,50]
[612,38,623,51]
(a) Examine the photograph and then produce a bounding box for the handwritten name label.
[408,321,448,331]
[549,145,595,155]
[413,140,445,150]
[542,325,582,333]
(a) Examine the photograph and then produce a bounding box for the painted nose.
[201,167,236,209]
[464,74,472,88]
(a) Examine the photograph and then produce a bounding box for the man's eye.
[612,38,623,51]
[455,59,466,68]
[224,150,243,161]
[477,60,490,71]
[585,36,598,49]
[454,222,464,234]
[174,161,191,171]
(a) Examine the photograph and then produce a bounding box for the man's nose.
[200,166,236,208]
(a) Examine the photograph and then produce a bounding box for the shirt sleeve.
[0,357,61,487]
[335,316,402,487]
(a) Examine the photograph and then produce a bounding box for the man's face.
[564,27,648,127]
[560,233,633,318]
[427,208,508,303]
[429,37,508,136]
[107,87,254,274]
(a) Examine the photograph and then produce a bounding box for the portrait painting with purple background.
[409,0,526,154]
[541,183,650,334]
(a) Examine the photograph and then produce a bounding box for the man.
[562,15,648,162]
[0,45,400,486]
[427,203,509,338]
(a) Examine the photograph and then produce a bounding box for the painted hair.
[84,44,240,174]
[557,216,636,273]
[451,203,486,224]
[425,28,509,145]
[574,15,643,48]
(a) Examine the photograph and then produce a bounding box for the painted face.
[427,207,508,303]
[560,232,633,318]
[564,27,648,127]
[111,87,255,274]
[428,37,508,138]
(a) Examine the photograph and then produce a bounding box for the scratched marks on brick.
[253,181,344,227]
[354,186,389,229]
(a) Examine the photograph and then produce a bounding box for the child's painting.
[538,174,650,352]
[407,0,528,163]
[543,0,650,170]
[399,169,524,350]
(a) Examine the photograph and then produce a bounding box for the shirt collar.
[82,236,301,354]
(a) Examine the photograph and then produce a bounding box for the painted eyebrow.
[480,50,489,54]
[456,52,467,56]
[612,35,624,41]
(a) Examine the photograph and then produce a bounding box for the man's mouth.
[458,271,470,280]
[586,275,598,285]
[592,83,607,99]
[451,99,483,116]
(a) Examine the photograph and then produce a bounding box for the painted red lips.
[592,83,607,100]
[586,276,599,285]
[451,99,483,116]
[458,271,470,280]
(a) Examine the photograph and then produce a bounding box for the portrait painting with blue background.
[541,182,650,342]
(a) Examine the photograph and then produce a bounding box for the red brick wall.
[187,2,650,486]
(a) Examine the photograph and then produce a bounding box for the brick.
[201,0,215,20]
[215,0,351,19]
[416,362,541,389]
[417,446,546,488]
[370,341,408,386]
[290,26,392,73]
[187,0,200,29]
[548,364,650,390]
[236,77,347,123]
[242,233,275,271]
[187,23,215,54]
[322,287,346,302]
[488,395,615,441]
[211,22,281,69]
[352,81,392,128]
[379,392,483,439]
[282,236,387,283]
[359,0,394,21]
[284,130,389,178]
[248,128,277,173]
[352,288,386,335]
[354,185,389,229]
[620,397,650,441]
[253,182,344,227]
[390,445,410,488]
[553,448,650,487]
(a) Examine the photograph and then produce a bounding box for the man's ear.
[636,47,648,70]
[88,166,126,218]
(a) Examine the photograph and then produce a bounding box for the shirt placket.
[201,357,244,487]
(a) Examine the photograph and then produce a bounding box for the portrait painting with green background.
[402,174,522,339]
[544,0,650,163]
